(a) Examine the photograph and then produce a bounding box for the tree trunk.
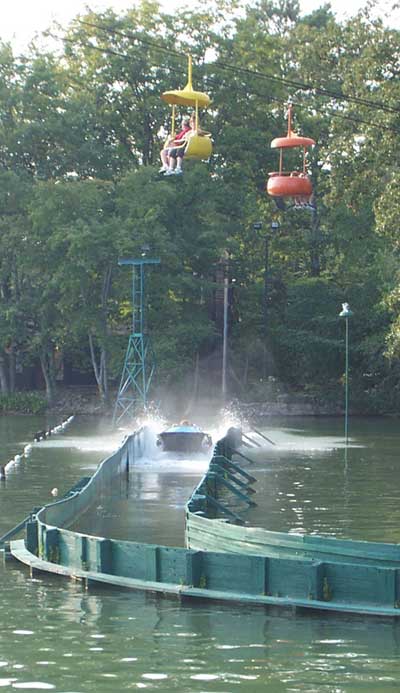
[183,351,200,416]
[309,204,321,277]
[243,350,249,388]
[98,345,109,404]
[0,352,9,394]
[40,347,56,404]
[88,334,109,404]
[228,359,245,395]
[8,345,16,393]
[87,264,113,406]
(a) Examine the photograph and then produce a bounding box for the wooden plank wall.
[186,454,400,568]
[23,430,400,614]
[32,520,400,610]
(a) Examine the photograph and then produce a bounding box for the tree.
[28,179,120,403]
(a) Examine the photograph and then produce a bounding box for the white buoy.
[51,487,59,497]
[14,454,21,463]
[24,444,33,455]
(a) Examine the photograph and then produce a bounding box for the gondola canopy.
[267,105,315,208]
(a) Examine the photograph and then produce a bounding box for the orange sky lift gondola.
[161,56,212,161]
[267,105,315,210]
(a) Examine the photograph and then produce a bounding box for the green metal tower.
[113,257,160,426]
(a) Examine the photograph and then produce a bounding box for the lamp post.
[339,302,353,445]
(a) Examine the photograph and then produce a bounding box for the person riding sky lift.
[159,115,192,175]
[161,113,209,176]
[160,55,212,177]
[266,104,316,212]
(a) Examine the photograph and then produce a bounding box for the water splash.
[32,433,125,454]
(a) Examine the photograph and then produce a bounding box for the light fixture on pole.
[339,302,353,446]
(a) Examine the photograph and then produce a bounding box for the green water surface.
[0,414,400,692]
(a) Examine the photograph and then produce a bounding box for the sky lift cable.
[48,32,187,84]
[78,19,184,59]
[47,30,400,136]
[211,61,400,116]
[75,19,400,116]
[71,20,400,117]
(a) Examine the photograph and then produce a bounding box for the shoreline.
[0,385,397,418]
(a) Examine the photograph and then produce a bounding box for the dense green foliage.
[0,0,399,412]
[0,392,47,414]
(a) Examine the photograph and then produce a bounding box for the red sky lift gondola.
[267,105,315,210]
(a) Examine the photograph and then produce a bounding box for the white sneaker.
[175,168,183,175]
[159,166,168,173]
[164,169,175,176]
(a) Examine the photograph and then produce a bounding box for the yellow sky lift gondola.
[161,56,212,160]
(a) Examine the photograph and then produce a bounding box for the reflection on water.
[2,558,400,691]
[1,415,400,690]
[75,417,400,546]
[73,436,210,545]
[245,419,400,543]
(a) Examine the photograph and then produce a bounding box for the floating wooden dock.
[5,427,400,617]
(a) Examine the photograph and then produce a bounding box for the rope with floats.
[1,415,75,481]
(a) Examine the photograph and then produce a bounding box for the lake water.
[1,414,400,692]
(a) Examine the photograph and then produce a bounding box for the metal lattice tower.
[113,257,160,426]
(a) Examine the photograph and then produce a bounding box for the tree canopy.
[0,0,399,413]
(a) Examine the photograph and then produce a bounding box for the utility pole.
[222,271,229,401]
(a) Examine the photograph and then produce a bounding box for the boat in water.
[156,421,212,453]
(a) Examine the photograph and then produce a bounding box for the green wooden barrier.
[24,518,400,614]
[8,426,400,617]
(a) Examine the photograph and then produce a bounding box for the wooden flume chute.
[161,55,212,160]
[267,105,315,209]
